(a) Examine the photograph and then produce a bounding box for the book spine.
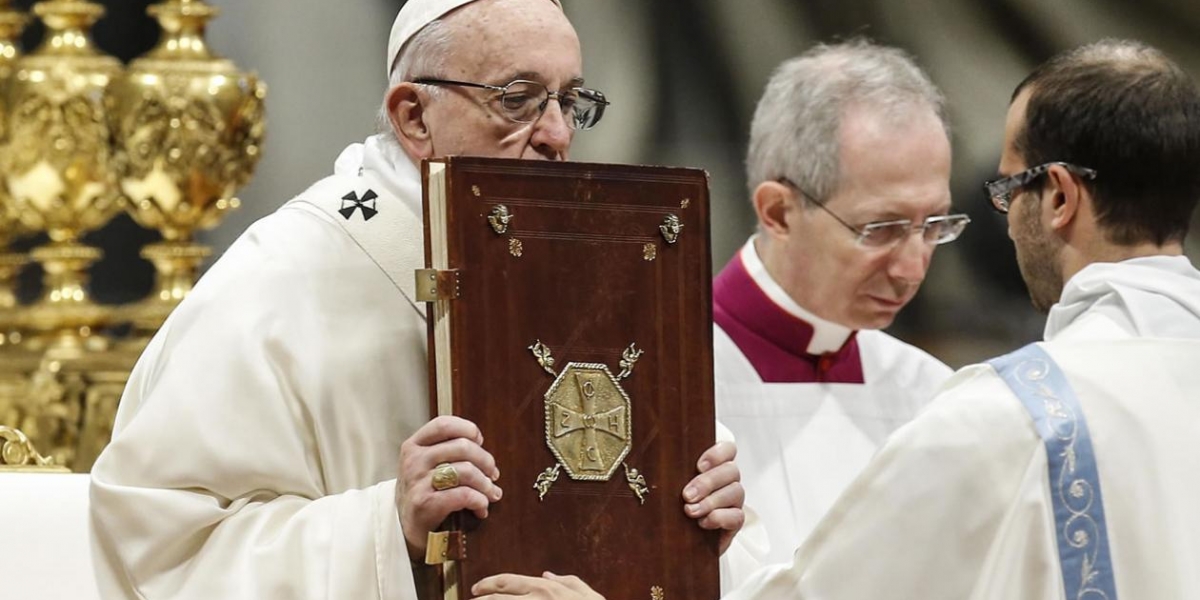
[423,160,463,600]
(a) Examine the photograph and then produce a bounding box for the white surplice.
[713,239,953,567]
[725,255,1200,599]
[90,136,758,599]
[90,135,429,599]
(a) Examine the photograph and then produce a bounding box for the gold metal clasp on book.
[425,530,467,565]
[415,269,462,302]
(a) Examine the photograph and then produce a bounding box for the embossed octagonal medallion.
[544,363,632,481]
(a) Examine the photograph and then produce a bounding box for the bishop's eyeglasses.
[777,177,971,249]
[411,77,610,130]
[983,162,1098,214]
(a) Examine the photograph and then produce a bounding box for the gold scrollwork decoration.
[509,238,524,257]
[651,585,665,600]
[680,197,690,209]
[533,464,561,501]
[617,343,644,380]
[624,462,649,505]
[0,425,56,468]
[528,340,558,377]
[487,204,513,235]
[471,185,482,197]
[659,214,683,245]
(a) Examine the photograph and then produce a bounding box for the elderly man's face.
[422,0,582,161]
[772,106,952,330]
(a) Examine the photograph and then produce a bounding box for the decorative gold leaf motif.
[643,243,657,261]
[509,238,524,257]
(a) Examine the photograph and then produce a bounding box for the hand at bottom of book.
[472,572,606,600]
[395,415,503,555]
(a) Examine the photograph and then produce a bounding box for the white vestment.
[713,239,952,565]
[725,255,1200,599]
[90,136,757,599]
[91,136,428,599]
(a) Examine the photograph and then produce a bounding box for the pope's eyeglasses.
[412,77,610,130]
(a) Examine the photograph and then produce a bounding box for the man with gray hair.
[712,39,969,566]
[89,1,745,598]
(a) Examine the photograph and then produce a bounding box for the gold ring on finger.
[431,462,460,491]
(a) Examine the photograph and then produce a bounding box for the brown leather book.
[418,156,719,600]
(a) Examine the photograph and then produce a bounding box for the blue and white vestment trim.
[989,343,1118,600]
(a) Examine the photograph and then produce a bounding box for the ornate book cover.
[420,156,718,600]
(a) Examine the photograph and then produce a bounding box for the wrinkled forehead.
[387,0,564,76]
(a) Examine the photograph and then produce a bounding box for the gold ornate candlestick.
[0,0,29,346]
[0,0,123,351]
[112,0,266,333]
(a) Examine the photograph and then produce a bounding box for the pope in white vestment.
[90,137,430,598]
[714,238,952,565]
[725,256,1200,599]
[91,133,760,598]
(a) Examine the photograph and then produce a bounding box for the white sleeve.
[92,473,415,599]
[723,367,1045,600]
[89,281,419,599]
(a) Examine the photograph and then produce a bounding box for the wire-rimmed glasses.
[411,77,610,130]
[778,177,971,248]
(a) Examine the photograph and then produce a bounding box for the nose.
[529,97,573,160]
[887,230,933,284]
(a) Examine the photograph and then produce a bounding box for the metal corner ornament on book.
[529,340,650,504]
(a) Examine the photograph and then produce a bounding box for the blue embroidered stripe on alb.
[989,343,1119,600]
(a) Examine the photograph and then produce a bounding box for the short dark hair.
[1013,39,1200,245]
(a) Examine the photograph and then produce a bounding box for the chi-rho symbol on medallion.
[528,341,651,504]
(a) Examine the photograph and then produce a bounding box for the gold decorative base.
[119,241,210,333]
[23,243,110,344]
[0,340,136,471]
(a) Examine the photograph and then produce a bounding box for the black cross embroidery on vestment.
[340,189,379,221]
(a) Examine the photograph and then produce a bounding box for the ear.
[752,181,796,241]
[386,83,434,160]
[1042,163,1084,234]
